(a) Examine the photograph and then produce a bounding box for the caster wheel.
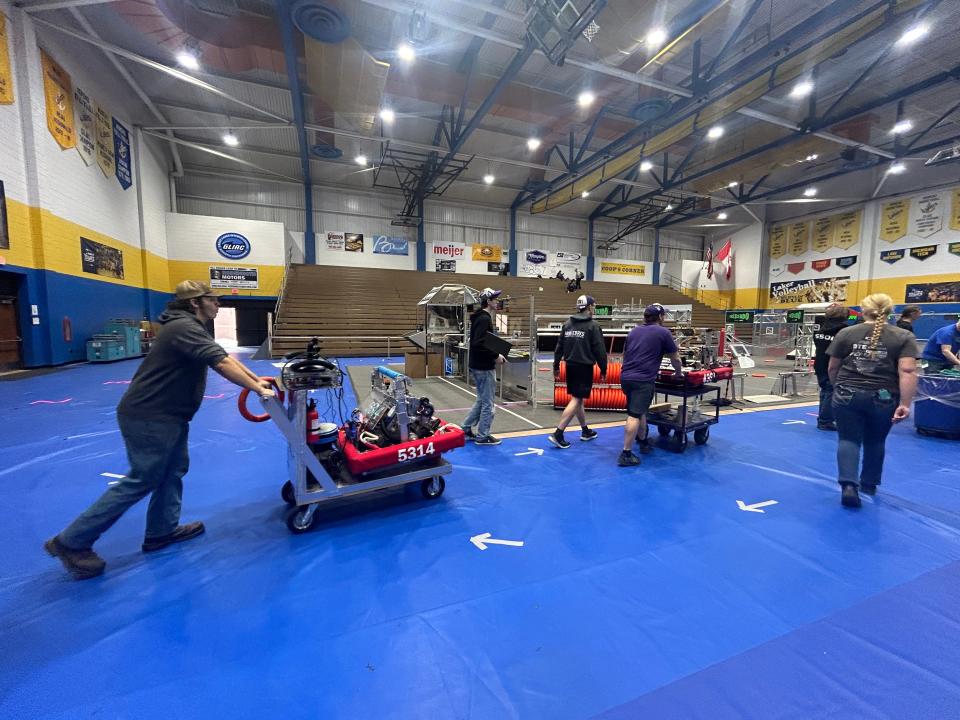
[281,481,295,505]
[657,424,671,437]
[694,427,710,445]
[670,432,688,453]
[421,476,445,499]
[285,506,318,534]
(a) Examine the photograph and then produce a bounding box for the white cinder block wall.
[0,1,28,207]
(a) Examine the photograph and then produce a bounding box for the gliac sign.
[216,232,251,260]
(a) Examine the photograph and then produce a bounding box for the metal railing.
[661,273,730,310]
[273,335,408,358]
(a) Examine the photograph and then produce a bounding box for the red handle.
[238,377,284,422]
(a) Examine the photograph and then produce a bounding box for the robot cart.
[646,380,722,453]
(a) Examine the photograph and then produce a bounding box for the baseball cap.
[644,303,665,318]
[480,287,502,300]
[576,294,595,310]
[175,280,219,300]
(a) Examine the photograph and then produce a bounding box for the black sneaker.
[549,431,571,449]
[142,521,206,553]
[580,428,598,442]
[841,484,861,508]
[618,450,640,466]
[817,422,837,431]
[44,536,106,580]
[474,435,502,446]
[860,483,877,496]
[463,427,477,440]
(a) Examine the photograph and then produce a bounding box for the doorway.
[0,296,22,370]
[214,306,238,349]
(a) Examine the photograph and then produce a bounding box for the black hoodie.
[813,317,848,378]
[553,310,607,376]
[117,308,228,421]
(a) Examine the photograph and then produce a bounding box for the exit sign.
[725,310,755,323]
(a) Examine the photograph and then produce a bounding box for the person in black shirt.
[812,303,848,430]
[462,288,506,445]
[896,305,922,334]
[549,295,607,449]
[45,281,275,579]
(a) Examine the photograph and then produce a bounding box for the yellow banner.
[472,244,502,262]
[880,199,908,242]
[951,187,960,231]
[41,49,75,149]
[769,225,786,259]
[811,216,835,253]
[95,103,115,177]
[0,14,13,104]
[788,221,809,256]
[834,210,861,249]
[600,261,646,276]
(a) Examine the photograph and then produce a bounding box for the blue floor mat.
[1,352,959,719]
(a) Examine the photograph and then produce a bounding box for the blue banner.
[373,235,409,255]
[112,117,132,190]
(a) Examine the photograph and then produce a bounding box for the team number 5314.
[397,442,435,462]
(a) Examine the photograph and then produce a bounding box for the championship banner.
[811,259,831,272]
[95,103,115,177]
[788,221,809,256]
[325,232,344,250]
[879,199,908,243]
[786,262,805,274]
[812,216,835,253]
[73,87,95,166]
[879,249,903,264]
[905,281,960,303]
[344,233,363,252]
[770,276,850,304]
[949,241,960,258]
[210,266,258,289]
[373,236,408,255]
[40,49,75,149]
[768,225,786,259]
[471,244,501,262]
[0,13,13,105]
[909,244,937,261]
[951,187,960,231]
[836,255,857,269]
[112,117,132,190]
[599,261,645,276]
[80,237,123,279]
[834,211,861,249]
[911,192,942,238]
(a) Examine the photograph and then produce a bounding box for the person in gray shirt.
[45,281,276,580]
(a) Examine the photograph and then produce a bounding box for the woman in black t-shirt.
[826,293,919,508]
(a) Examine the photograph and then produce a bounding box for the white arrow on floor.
[783,420,807,425]
[514,448,544,457]
[737,500,779,513]
[470,533,525,550]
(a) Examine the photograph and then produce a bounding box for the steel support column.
[416,199,426,271]
[509,206,517,277]
[652,229,661,285]
[587,219,595,281]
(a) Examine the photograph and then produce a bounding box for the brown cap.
[175,280,218,300]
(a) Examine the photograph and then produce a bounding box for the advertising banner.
[834,211,861,249]
[210,266,258,289]
[325,232,344,250]
[373,236,409,255]
[525,249,547,264]
[95,103,114,177]
[40,49,75,149]
[0,13,14,104]
[905,281,960,303]
[880,199,908,242]
[344,233,364,252]
[80,237,123,279]
[435,259,456,272]
[471,244,501,262]
[555,250,582,265]
[911,192,942,238]
[73,87,95,166]
[112,117,132,190]
[770,276,850,304]
[433,241,465,259]
[812,216,835,253]
[488,261,509,273]
[599,261,645,276]
[788,221,809,256]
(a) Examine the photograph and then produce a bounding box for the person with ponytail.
[825,293,919,508]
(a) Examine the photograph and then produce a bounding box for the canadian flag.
[715,238,733,280]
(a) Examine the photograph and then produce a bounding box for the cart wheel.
[657,424,671,437]
[670,432,688,453]
[694,427,710,445]
[286,506,318,534]
[421,476,445,499]
[281,481,295,505]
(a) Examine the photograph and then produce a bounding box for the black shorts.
[565,362,595,399]
[622,380,655,419]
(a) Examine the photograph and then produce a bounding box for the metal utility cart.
[646,379,722,452]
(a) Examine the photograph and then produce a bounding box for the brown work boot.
[44,536,106,580]
[142,521,206,553]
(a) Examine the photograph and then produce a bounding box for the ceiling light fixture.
[527,137,541,151]
[577,91,595,108]
[803,187,817,197]
[646,28,668,48]
[805,153,819,161]
[887,162,906,174]
[717,212,728,220]
[707,125,724,140]
[727,181,738,188]
[581,190,590,198]
[175,49,200,71]
[790,81,814,98]
[639,160,653,172]
[664,204,673,211]
[222,132,239,147]
[379,108,396,124]
[897,24,929,46]
[890,119,913,134]
[397,42,416,63]
[354,154,368,166]
[483,173,495,185]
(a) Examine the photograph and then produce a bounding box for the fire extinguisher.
[306,398,321,446]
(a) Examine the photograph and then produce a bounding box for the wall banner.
[325,232,344,250]
[811,259,831,272]
[488,261,509,273]
[112,117,132,190]
[788,221,809,256]
[344,233,364,252]
[949,241,960,258]
[0,13,14,105]
[879,249,904,264]
[834,211,861,249]
[40,49,75,149]
[951,188,960,231]
[95,103,115,177]
[911,192,942,238]
[80,237,123,279]
[471,244,501,262]
[909,244,937,261]
[768,225,787,259]
[879,199,908,243]
[905,281,960,303]
[525,250,547,264]
[555,251,582,265]
[0,180,9,250]
[786,262,805,274]
[836,255,857,269]
[210,266,258,289]
[435,259,456,272]
[599,261,645,276]
[373,236,409,255]
[812,216,835,253]
[73,87,95,166]
[770,276,850,304]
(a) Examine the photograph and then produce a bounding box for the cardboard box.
[404,351,443,378]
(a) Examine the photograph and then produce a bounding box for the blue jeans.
[463,368,497,436]
[59,415,190,549]
[831,385,897,489]
[817,374,834,425]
